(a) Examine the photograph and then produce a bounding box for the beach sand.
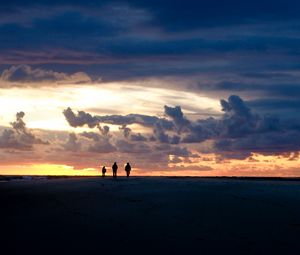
[1,177,300,254]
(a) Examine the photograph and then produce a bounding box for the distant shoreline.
[1,175,300,182]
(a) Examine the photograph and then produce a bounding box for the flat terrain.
[1,177,300,254]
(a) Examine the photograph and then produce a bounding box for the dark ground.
[1,177,300,255]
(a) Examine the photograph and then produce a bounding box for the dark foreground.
[1,177,300,255]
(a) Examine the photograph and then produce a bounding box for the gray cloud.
[215,130,300,159]
[98,125,110,136]
[115,139,151,154]
[80,131,101,142]
[164,105,190,133]
[0,111,49,150]
[63,107,174,129]
[0,65,92,86]
[88,140,116,153]
[130,133,147,142]
[62,133,81,152]
[63,107,99,128]
[119,125,131,138]
[63,94,300,159]
[79,131,116,153]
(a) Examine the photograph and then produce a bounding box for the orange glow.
[0,164,98,176]
[0,151,299,177]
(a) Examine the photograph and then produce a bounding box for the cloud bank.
[63,95,300,159]
[0,65,93,87]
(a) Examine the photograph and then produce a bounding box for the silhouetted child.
[102,166,106,177]
[112,162,118,178]
[125,162,131,177]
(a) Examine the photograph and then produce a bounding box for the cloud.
[207,95,300,157]
[119,125,131,138]
[214,130,300,159]
[63,107,99,128]
[164,105,190,133]
[88,140,116,153]
[167,165,213,172]
[130,133,147,142]
[98,125,110,136]
[152,121,180,144]
[1,0,300,110]
[63,107,174,130]
[0,111,49,150]
[63,94,300,160]
[80,131,102,142]
[115,139,151,154]
[10,111,26,133]
[218,95,281,138]
[79,131,116,153]
[118,125,148,142]
[0,65,92,86]
[62,133,81,152]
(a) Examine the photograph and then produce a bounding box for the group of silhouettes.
[101,162,131,178]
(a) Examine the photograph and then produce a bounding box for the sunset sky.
[0,0,300,176]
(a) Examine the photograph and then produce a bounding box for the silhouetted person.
[102,166,106,177]
[125,162,131,177]
[112,162,118,178]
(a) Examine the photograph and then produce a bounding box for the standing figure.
[112,162,118,178]
[125,162,131,177]
[102,166,106,177]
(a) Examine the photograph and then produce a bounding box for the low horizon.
[2,175,300,179]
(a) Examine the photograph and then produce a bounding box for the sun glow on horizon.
[0,164,98,176]
[0,151,299,177]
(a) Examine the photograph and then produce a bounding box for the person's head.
[127,162,129,165]
[114,162,117,164]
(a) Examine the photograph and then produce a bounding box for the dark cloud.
[0,112,49,150]
[1,1,300,126]
[98,114,171,127]
[115,139,151,154]
[62,133,81,152]
[199,80,300,99]
[0,65,92,86]
[10,111,26,133]
[79,131,116,153]
[63,107,99,128]
[1,0,299,165]
[164,105,190,133]
[206,95,300,157]
[181,95,283,144]
[64,94,300,158]
[130,133,147,142]
[98,125,110,136]
[88,140,116,153]
[80,131,101,142]
[247,98,300,111]
[118,125,148,142]
[2,1,300,29]
[119,125,131,138]
[63,107,174,129]
[215,130,300,158]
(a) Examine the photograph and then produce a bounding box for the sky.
[0,0,300,176]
